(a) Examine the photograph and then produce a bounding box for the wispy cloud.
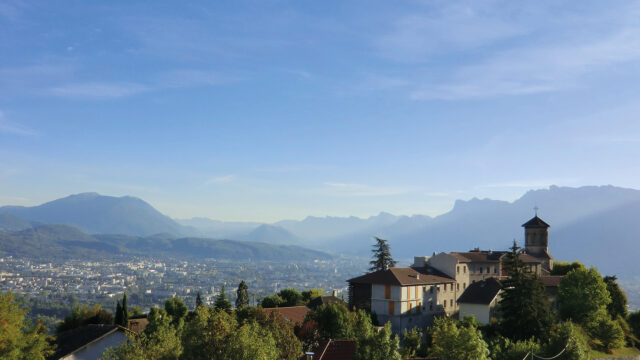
[206,175,236,184]
[323,182,412,197]
[49,82,150,99]
[0,111,37,136]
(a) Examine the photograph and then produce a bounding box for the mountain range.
[1,185,639,277]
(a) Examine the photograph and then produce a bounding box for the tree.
[364,322,401,360]
[164,297,188,329]
[489,337,541,360]
[558,267,611,327]
[214,285,233,314]
[306,303,354,340]
[0,292,54,360]
[545,322,590,360]
[225,321,279,360]
[301,289,323,303]
[236,281,249,308]
[115,301,123,327]
[591,316,625,352]
[278,288,303,306]
[122,293,129,328]
[499,241,555,341]
[550,261,586,276]
[261,311,303,360]
[604,275,628,319]
[629,310,640,340]
[57,304,114,333]
[195,292,203,308]
[181,306,237,360]
[369,237,396,272]
[261,295,284,308]
[430,318,490,360]
[400,327,422,359]
[102,307,182,360]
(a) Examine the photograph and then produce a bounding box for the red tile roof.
[264,306,309,325]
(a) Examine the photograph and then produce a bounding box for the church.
[347,214,562,334]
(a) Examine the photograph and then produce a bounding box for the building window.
[494,266,498,274]
[408,302,412,312]
[450,299,453,307]
[443,300,446,308]
[463,266,466,273]
[418,301,421,310]
[463,283,466,289]
[415,286,418,299]
[389,301,395,315]
[457,266,460,274]
[385,285,390,299]
[430,286,433,294]
[479,267,483,274]
[457,283,460,291]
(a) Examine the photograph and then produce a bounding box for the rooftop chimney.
[332,290,338,297]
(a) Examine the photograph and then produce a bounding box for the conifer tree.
[499,240,555,341]
[195,292,203,308]
[236,281,249,308]
[369,237,396,273]
[115,301,123,326]
[122,293,129,327]
[604,275,628,319]
[214,285,232,314]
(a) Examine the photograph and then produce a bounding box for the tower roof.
[522,215,550,228]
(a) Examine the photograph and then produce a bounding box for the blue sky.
[1,0,640,222]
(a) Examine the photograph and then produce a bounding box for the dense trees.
[0,292,54,360]
[430,318,490,360]
[604,275,628,319]
[260,287,323,308]
[499,241,554,341]
[369,237,396,272]
[558,267,611,326]
[214,286,232,314]
[57,303,114,333]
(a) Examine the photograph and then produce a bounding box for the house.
[303,339,357,360]
[457,278,502,324]
[51,324,128,360]
[348,266,456,333]
[263,305,310,326]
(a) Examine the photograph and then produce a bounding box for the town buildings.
[347,215,560,333]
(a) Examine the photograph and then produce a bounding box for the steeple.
[522,212,553,270]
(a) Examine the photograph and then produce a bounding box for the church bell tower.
[522,212,553,270]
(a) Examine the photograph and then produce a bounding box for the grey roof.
[522,215,550,228]
[347,266,454,286]
[457,278,502,305]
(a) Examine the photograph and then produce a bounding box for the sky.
[1,0,640,222]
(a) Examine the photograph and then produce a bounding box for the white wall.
[458,303,491,325]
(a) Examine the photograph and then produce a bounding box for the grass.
[588,346,640,358]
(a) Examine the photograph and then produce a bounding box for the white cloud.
[206,175,236,184]
[0,111,36,136]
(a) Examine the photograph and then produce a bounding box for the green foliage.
[558,267,611,327]
[301,288,323,303]
[102,306,182,360]
[430,317,490,360]
[214,286,232,314]
[360,322,401,360]
[499,241,555,341]
[195,292,203,308]
[306,303,354,340]
[57,303,114,334]
[550,261,586,276]
[114,301,123,327]
[0,292,54,360]
[628,310,640,340]
[278,288,304,306]
[235,281,249,308]
[225,321,279,360]
[164,297,188,330]
[261,311,303,360]
[591,315,626,352]
[546,322,591,360]
[122,293,129,327]
[261,295,284,308]
[369,237,396,272]
[489,336,541,360]
[181,306,237,360]
[603,275,628,319]
[400,327,422,359]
